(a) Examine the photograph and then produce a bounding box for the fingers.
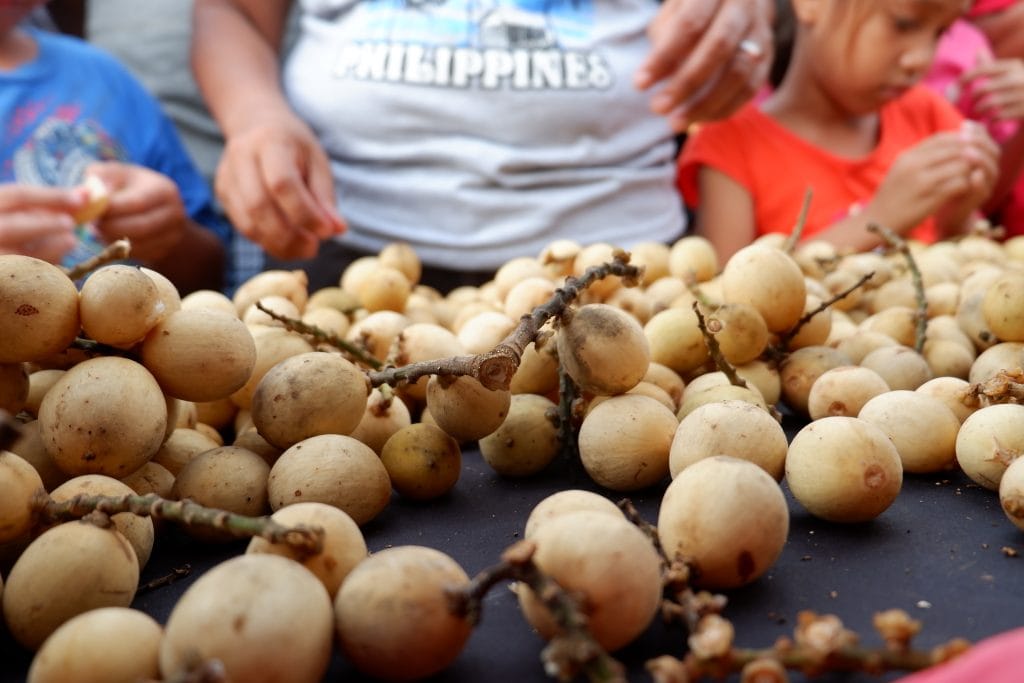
[650,3,756,117]
[636,0,723,91]
[0,184,86,215]
[0,211,77,262]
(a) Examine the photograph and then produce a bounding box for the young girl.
[678,0,1001,261]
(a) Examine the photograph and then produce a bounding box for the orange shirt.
[677,85,965,244]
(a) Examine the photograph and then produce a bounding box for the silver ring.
[738,38,764,60]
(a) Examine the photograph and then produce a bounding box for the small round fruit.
[27,608,162,683]
[78,265,164,347]
[380,423,462,501]
[659,456,788,589]
[786,417,903,523]
[956,403,1024,490]
[523,489,624,539]
[478,393,560,477]
[557,303,650,395]
[334,546,473,681]
[0,255,80,363]
[0,451,45,543]
[160,554,333,683]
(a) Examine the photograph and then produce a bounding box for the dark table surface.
[3,416,1024,683]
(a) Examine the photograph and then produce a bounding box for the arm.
[637,0,775,130]
[692,167,757,264]
[192,0,345,260]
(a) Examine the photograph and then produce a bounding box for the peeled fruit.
[334,546,472,681]
[70,174,110,224]
[0,255,80,364]
[557,303,650,395]
[659,456,788,589]
[786,417,903,523]
[517,511,662,652]
[160,554,333,683]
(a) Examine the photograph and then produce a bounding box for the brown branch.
[368,253,642,392]
[783,187,814,254]
[254,302,382,370]
[32,492,324,555]
[867,224,927,353]
[138,563,192,594]
[775,271,875,350]
[62,238,131,281]
[556,365,581,462]
[692,302,747,389]
[962,368,1024,408]
[448,540,626,683]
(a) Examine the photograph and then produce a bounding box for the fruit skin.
[334,546,473,681]
[557,303,650,395]
[0,255,80,364]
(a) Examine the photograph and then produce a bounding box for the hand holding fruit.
[0,183,85,262]
[83,161,190,263]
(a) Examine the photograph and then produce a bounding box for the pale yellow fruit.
[786,417,902,523]
[172,445,270,519]
[0,451,44,544]
[577,394,676,491]
[38,356,167,478]
[50,475,155,568]
[860,345,933,391]
[857,390,960,474]
[78,265,164,347]
[557,303,650,396]
[2,521,138,650]
[348,387,413,455]
[659,456,788,589]
[955,403,1024,490]
[670,399,787,480]
[334,546,472,681]
[0,255,80,364]
[425,375,510,443]
[179,288,236,316]
[160,554,333,683]
[251,351,369,449]
[391,323,465,403]
[721,245,806,333]
[119,461,175,498]
[151,427,220,476]
[268,434,391,525]
[229,326,313,410]
[7,421,67,491]
[710,303,770,365]
[246,502,368,598]
[807,365,890,420]
[999,456,1024,531]
[380,423,461,501]
[0,362,29,416]
[668,234,718,282]
[379,241,422,286]
[233,269,309,318]
[915,376,976,424]
[27,607,161,683]
[523,489,625,539]
[141,308,257,402]
[478,393,560,477]
[517,511,662,652]
[644,306,708,375]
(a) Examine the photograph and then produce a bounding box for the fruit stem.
[448,539,627,683]
[867,223,927,353]
[782,187,814,254]
[253,301,383,369]
[774,270,875,351]
[31,491,324,555]
[692,301,748,390]
[62,238,131,282]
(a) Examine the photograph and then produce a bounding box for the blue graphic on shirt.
[333,0,611,90]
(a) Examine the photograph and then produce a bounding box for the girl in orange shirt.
[678,0,1001,262]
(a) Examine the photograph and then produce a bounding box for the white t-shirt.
[286,0,685,270]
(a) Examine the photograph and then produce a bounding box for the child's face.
[803,0,967,113]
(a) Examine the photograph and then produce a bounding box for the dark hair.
[770,0,796,88]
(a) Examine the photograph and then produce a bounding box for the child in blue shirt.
[0,4,229,293]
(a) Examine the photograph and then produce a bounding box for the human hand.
[0,183,86,263]
[870,124,999,233]
[960,58,1024,123]
[636,0,774,131]
[85,162,191,263]
[215,110,346,261]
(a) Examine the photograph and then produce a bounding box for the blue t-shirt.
[0,28,231,265]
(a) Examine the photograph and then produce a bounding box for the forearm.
[145,221,226,295]
[191,0,295,136]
